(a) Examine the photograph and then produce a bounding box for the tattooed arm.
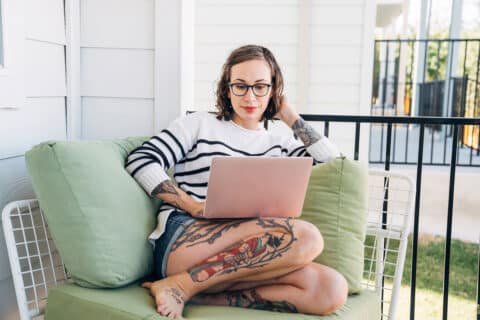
[276,95,341,160]
[276,95,322,147]
[151,180,205,218]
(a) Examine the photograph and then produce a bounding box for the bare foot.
[142,277,190,319]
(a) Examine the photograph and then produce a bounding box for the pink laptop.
[203,156,313,219]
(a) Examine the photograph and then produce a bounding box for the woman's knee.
[291,220,324,263]
[317,267,348,315]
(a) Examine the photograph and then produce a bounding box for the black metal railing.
[297,114,480,320]
[372,39,480,167]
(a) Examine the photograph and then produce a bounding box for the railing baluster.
[410,123,425,320]
[354,122,360,160]
[477,238,480,320]
[324,121,329,137]
[385,123,392,171]
[442,124,458,320]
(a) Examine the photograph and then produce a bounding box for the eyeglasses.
[229,83,272,97]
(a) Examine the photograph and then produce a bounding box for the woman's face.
[228,59,273,129]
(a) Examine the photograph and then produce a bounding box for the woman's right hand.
[189,201,205,218]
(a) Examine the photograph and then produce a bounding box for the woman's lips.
[243,107,256,113]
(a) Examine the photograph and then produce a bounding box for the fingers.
[142,282,152,289]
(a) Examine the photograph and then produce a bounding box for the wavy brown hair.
[215,45,284,121]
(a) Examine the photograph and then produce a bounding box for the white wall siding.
[194,0,300,110]
[81,48,154,98]
[25,0,65,44]
[81,97,154,139]
[80,0,154,49]
[79,0,155,138]
[25,40,66,97]
[0,1,66,315]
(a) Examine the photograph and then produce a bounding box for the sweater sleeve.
[284,134,341,164]
[125,112,200,196]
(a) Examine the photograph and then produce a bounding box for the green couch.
[25,138,380,320]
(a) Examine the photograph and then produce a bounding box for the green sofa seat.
[45,282,380,320]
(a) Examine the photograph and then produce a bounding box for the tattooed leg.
[191,263,348,316]
[192,288,298,313]
[143,218,324,318]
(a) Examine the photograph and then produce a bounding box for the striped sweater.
[125,111,340,242]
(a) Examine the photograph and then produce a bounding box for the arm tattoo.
[291,118,322,147]
[151,180,179,197]
[225,289,298,313]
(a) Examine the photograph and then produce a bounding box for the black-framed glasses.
[229,83,272,97]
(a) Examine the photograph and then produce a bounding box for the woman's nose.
[243,87,257,101]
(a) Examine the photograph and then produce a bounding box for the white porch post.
[296,0,311,114]
[65,0,81,140]
[411,0,431,116]
[442,0,463,117]
[154,0,195,132]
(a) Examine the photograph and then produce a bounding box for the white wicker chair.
[2,170,414,320]
[363,170,415,319]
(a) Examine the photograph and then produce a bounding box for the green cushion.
[25,138,160,288]
[45,282,380,320]
[301,157,368,294]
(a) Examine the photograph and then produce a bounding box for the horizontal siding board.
[311,5,364,25]
[196,6,298,25]
[310,45,362,66]
[25,0,65,44]
[308,84,359,104]
[195,25,297,45]
[81,0,154,49]
[306,103,359,115]
[0,98,66,157]
[81,48,154,98]
[81,97,154,139]
[25,40,66,97]
[311,26,363,45]
[195,44,298,65]
[310,65,361,84]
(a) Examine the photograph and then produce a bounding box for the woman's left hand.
[276,95,300,128]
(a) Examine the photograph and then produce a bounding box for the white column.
[396,0,411,115]
[154,0,195,132]
[296,0,311,114]
[412,0,431,116]
[65,0,82,140]
[359,0,376,161]
[442,0,463,117]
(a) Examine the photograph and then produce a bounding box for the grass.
[364,234,479,319]
[395,285,477,320]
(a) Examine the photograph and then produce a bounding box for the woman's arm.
[276,96,321,146]
[151,180,205,218]
[276,95,341,160]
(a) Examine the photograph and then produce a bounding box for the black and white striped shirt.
[125,111,340,242]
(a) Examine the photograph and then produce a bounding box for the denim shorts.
[153,211,196,279]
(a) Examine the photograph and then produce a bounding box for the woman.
[126,45,348,319]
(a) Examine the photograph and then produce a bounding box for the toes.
[142,282,152,289]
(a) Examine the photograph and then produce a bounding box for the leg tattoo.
[225,289,298,313]
[187,219,296,282]
[171,219,248,252]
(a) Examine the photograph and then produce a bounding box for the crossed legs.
[142,218,348,318]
